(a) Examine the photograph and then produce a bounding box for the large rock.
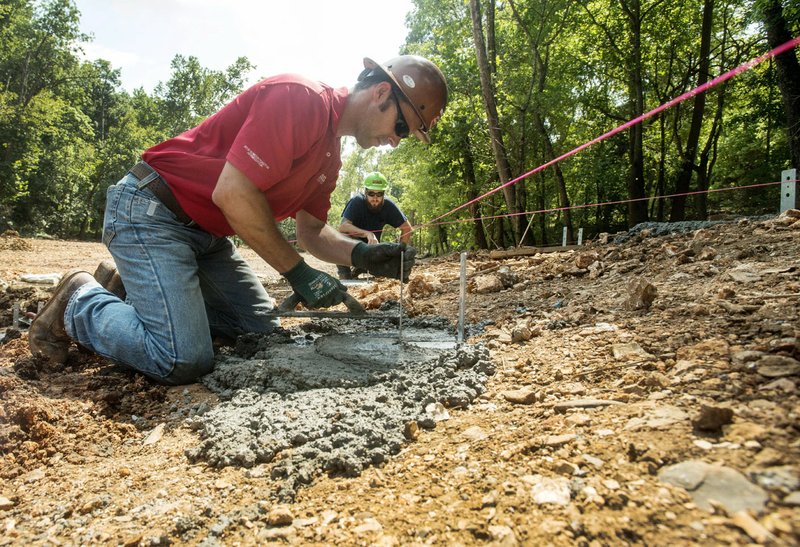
[659,460,768,514]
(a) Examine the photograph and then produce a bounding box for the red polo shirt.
[142,75,348,236]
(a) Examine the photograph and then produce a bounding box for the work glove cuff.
[282,259,312,285]
[351,242,370,269]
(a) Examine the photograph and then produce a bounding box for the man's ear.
[373,81,393,102]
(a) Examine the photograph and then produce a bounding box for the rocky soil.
[1,211,799,546]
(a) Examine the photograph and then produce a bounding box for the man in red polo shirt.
[28,55,448,385]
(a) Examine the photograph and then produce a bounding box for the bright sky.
[73,0,416,93]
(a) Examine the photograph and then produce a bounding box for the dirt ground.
[1,213,799,546]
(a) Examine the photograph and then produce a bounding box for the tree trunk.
[461,130,489,249]
[670,0,714,221]
[621,0,649,227]
[761,0,800,169]
[508,0,573,244]
[469,0,525,243]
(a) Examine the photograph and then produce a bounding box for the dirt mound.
[0,230,33,251]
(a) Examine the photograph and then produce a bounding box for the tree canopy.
[1,0,798,252]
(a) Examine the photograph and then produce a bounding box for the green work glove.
[351,242,416,282]
[282,260,348,308]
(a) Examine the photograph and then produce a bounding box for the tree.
[154,54,254,136]
[469,0,527,244]
[758,0,800,169]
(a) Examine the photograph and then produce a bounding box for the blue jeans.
[64,173,279,385]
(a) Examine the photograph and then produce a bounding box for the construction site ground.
[1,212,799,546]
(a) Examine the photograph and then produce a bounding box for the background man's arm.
[338,218,378,244]
[398,220,412,245]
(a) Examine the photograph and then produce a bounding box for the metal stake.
[781,168,797,212]
[457,252,467,345]
[398,248,404,342]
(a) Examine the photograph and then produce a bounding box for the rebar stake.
[398,249,404,342]
[457,252,467,345]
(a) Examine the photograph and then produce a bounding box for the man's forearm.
[300,211,359,265]
[212,163,301,273]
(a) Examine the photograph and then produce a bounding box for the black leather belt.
[128,162,195,226]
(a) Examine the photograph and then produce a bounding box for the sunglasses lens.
[395,119,409,139]
[367,191,384,197]
[392,91,410,139]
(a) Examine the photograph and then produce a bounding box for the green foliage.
[0,0,795,252]
[0,0,252,237]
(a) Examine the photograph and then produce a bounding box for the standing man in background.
[337,172,412,280]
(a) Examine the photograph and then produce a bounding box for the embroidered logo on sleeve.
[243,145,270,170]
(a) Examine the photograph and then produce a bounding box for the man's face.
[365,190,385,212]
[353,83,425,149]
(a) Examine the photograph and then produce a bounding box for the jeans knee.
[158,342,215,385]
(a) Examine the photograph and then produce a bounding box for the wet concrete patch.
[186,320,494,500]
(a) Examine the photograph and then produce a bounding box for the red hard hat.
[362,55,448,144]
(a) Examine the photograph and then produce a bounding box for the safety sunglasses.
[366,191,385,197]
[391,90,410,139]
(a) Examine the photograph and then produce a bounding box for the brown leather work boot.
[93,260,126,300]
[29,269,95,363]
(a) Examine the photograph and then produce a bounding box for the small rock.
[752,447,785,468]
[543,434,577,447]
[602,479,620,491]
[425,402,450,422]
[268,506,294,526]
[692,405,734,432]
[529,476,571,506]
[750,466,800,493]
[756,355,800,378]
[142,423,165,446]
[554,461,579,476]
[553,398,624,413]
[502,388,538,405]
[759,378,796,392]
[353,518,383,534]
[488,524,518,546]
[582,454,605,468]
[731,511,776,544]
[403,421,420,441]
[693,439,713,451]
[612,342,655,361]
[624,277,657,310]
[0,497,13,510]
[471,275,504,294]
[727,264,762,283]
[461,426,489,442]
[782,492,800,506]
[565,413,592,426]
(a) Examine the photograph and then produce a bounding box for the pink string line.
[413,179,786,230]
[418,35,800,231]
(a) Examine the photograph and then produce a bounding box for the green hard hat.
[363,172,388,191]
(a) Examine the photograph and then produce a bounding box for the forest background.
[1,0,798,254]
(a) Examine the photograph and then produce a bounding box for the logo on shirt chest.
[318,174,327,184]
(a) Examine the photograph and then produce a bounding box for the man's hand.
[282,260,348,308]
[351,242,416,282]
